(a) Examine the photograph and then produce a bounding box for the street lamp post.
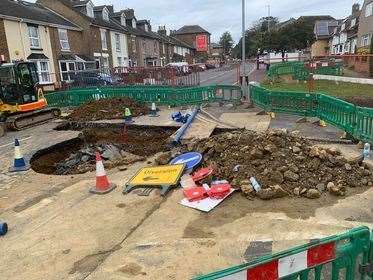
[241,0,246,76]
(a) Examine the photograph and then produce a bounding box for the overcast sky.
[35,0,365,43]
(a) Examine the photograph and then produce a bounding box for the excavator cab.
[0,62,40,108]
[0,61,60,136]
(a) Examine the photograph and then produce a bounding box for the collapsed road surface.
[1,103,373,280]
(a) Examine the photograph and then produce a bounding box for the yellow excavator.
[0,61,60,137]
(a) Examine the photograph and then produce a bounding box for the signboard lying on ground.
[128,164,185,186]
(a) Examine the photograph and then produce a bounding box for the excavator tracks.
[6,108,61,131]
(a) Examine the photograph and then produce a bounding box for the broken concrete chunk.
[306,189,321,199]
[284,170,300,182]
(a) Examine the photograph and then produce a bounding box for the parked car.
[205,63,216,70]
[70,71,117,87]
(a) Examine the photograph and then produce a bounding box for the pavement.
[1,68,373,280]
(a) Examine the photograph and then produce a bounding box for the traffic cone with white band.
[89,152,116,194]
[9,138,30,172]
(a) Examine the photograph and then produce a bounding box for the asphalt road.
[199,63,255,86]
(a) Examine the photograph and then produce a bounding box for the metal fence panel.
[193,226,371,280]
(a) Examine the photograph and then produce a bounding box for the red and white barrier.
[219,242,335,279]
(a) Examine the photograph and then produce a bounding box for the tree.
[219,32,234,56]
[232,17,316,59]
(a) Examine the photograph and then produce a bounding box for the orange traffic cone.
[89,152,117,194]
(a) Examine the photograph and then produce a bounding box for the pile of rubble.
[67,97,149,122]
[187,129,373,200]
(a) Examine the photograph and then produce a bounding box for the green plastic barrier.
[249,84,373,142]
[45,85,242,108]
[270,90,317,117]
[268,62,343,81]
[193,226,372,280]
[316,94,357,135]
[249,84,271,111]
[356,107,373,143]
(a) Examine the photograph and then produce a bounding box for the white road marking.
[0,136,32,149]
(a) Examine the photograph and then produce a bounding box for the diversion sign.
[128,164,185,186]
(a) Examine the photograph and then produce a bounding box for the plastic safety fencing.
[316,94,357,136]
[45,85,243,108]
[356,107,373,143]
[269,90,317,117]
[268,61,304,79]
[249,84,373,142]
[193,226,372,280]
[268,62,343,81]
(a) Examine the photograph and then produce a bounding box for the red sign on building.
[196,35,208,52]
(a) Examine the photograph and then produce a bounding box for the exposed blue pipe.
[0,222,8,236]
[172,107,199,145]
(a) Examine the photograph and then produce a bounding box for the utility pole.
[241,0,246,76]
[266,4,271,32]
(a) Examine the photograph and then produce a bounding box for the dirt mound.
[188,130,373,200]
[343,96,373,108]
[67,97,149,122]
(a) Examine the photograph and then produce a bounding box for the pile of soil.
[67,97,149,122]
[188,129,373,200]
[31,127,174,175]
[343,96,373,108]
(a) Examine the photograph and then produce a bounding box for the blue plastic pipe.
[172,107,199,145]
[0,222,8,236]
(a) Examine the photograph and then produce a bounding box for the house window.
[28,25,40,48]
[115,33,121,52]
[100,29,107,50]
[121,14,126,26]
[366,2,373,17]
[154,41,157,53]
[351,18,356,27]
[38,61,50,83]
[102,57,109,68]
[144,25,148,32]
[117,57,123,67]
[58,29,70,51]
[86,2,94,18]
[59,61,75,81]
[132,38,136,53]
[341,23,345,31]
[162,43,165,54]
[132,19,136,28]
[362,34,370,46]
[102,8,109,21]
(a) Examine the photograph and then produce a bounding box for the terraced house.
[0,0,81,90]
[356,0,373,73]
[37,0,130,80]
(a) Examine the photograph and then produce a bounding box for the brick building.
[356,0,373,73]
[0,0,80,90]
[38,0,130,84]
[172,25,211,61]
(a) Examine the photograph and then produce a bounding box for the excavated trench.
[30,125,176,175]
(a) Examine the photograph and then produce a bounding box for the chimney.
[352,3,360,16]
[158,26,167,36]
